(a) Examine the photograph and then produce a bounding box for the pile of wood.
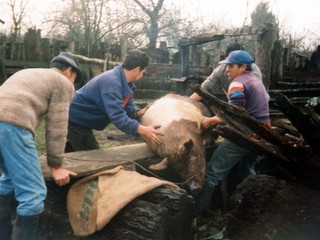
[191,84,320,189]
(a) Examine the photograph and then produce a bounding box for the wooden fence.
[1,26,320,114]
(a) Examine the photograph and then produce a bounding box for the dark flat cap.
[50,52,82,83]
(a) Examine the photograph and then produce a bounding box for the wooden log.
[100,186,194,240]
[40,143,195,239]
[72,53,106,64]
[71,53,120,72]
[41,181,194,240]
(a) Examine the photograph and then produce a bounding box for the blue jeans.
[0,122,46,216]
[206,140,256,189]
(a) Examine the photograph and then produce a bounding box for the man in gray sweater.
[190,43,263,101]
[0,52,81,239]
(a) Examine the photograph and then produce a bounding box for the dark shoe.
[194,183,214,221]
[0,194,15,240]
[12,214,39,240]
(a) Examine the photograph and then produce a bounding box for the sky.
[1,0,320,41]
[175,0,320,36]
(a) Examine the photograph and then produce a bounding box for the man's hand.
[51,167,77,186]
[137,124,163,144]
[201,116,223,129]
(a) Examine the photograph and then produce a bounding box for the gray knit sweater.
[0,68,74,167]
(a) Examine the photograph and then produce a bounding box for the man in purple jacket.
[66,49,162,152]
[195,50,270,221]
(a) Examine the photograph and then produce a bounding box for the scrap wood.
[274,92,320,155]
[214,125,288,162]
[191,85,297,149]
[190,84,320,183]
[214,125,306,180]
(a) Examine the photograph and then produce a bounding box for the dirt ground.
[196,175,320,240]
[38,127,320,240]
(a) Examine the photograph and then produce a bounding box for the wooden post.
[190,45,197,66]
[255,23,278,90]
[0,57,5,83]
[181,45,189,78]
[270,40,283,89]
[39,38,51,63]
[176,45,190,95]
[24,28,41,61]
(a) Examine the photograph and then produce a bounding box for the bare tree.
[46,0,109,57]
[127,0,201,50]
[132,0,164,49]
[46,0,149,57]
[7,0,29,39]
[5,0,29,59]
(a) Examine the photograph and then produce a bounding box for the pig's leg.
[149,158,169,170]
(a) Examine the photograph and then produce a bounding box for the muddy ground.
[37,127,320,240]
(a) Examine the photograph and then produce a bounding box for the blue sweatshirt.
[69,65,140,134]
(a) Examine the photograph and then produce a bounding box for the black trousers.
[65,122,100,152]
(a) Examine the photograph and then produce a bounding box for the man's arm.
[201,64,227,94]
[190,64,227,101]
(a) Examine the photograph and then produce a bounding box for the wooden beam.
[178,34,226,47]
[41,143,157,181]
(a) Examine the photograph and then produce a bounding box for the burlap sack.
[67,166,178,236]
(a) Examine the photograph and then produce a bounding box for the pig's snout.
[187,181,203,196]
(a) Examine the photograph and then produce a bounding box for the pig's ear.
[149,158,169,170]
[179,139,193,154]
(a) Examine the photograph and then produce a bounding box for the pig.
[140,93,212,195]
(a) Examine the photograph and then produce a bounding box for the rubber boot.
[0,194,14,240]
[194,183,214,223]
[11,214,39,240]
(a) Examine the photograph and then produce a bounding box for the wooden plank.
[41,143,157,181]
[178,34,225,46]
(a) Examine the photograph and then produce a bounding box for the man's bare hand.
[201,116,223,129]
[137,124,163,144]
[51,167,77,186]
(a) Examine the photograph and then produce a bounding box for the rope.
[131,160,196,186]
[64,155,196,187]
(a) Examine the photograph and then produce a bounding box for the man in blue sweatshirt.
[66,49,162,152]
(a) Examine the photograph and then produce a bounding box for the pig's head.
[173,137,206,196]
